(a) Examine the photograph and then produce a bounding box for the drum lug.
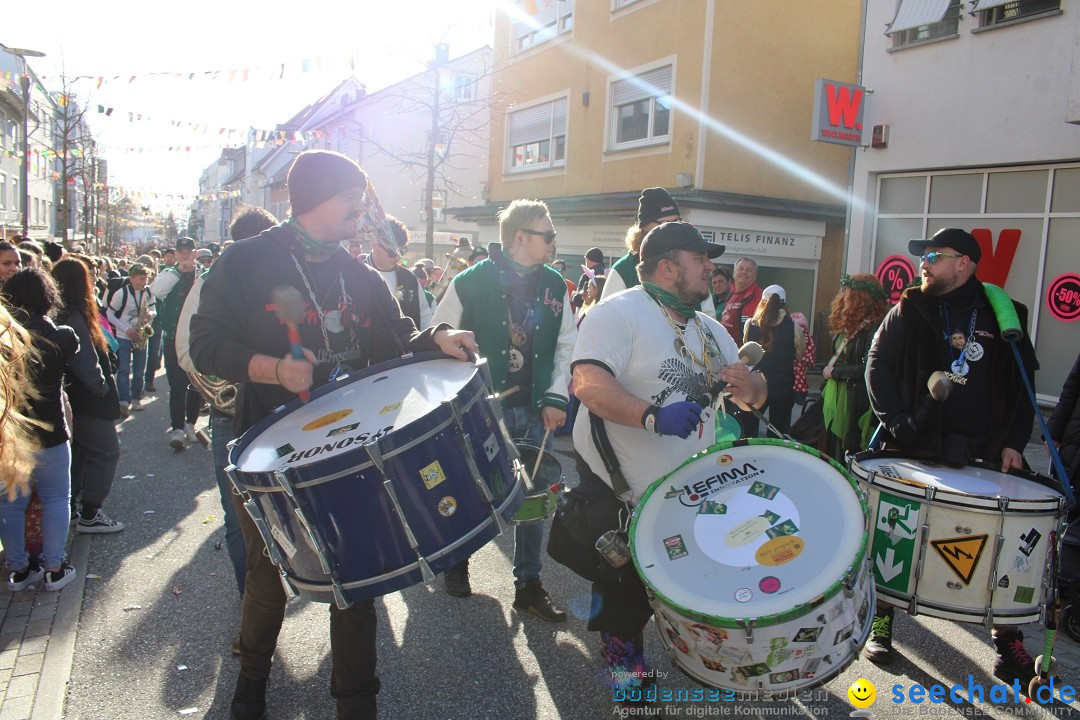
[244,498,286,567]
[225,464,242,495]
[739,619,754,644]
[332,581,352,610]
[293,507,335,576]
[274,469,297,500]
[997,497,1010,512]
[907,596,919,616]
[366,442,437,582]
[988,534,1005,593]
[923,485,937,502]
[418,557,437,585]
[278,570,295,599]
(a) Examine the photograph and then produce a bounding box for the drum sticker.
[801,657,822,679]
[420,461,447,490]
[302,409,353,432]
[326,422,360,438]
[998,575,1010,588]
[1019,527,1042,557]
[1014,586,1035,604]
[686,623,728,647]
[756,536,805,566]
[872,493,921,592]
[766,520,799,539]
[766,637,790,666]
[759,576,781,594]
[269,524,298,559]
[760,509,781,525]
[734,588,753,603]
[770,670,799,685]
[1012,554,1032,573]
[274,443,296,458]
[833,622,855,646]
[736,662,772,678]
[482,433,499,462]
[726,516,771,547]
[930,534,988,585]
[716,454,734,466]
[437,496,458,517]
[379,402,402,415]
[701,656,728,672]
[488,469,505,500]
[664,628,690,655]
[697,500,728,515]
[663,534,689,560]
[793,627,822,643]
[747,481,780,500]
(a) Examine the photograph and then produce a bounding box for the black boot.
[992,628,1036,690]
[443,559,471,597]
[863,607,896,665]
[230,674,268,720]
[513,578,566,622]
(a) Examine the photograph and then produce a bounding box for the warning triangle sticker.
[930,535,988,585]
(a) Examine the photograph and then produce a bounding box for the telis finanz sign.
[812,78,867,147]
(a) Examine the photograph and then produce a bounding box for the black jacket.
[59,309,119,421]
[866,278,1036,461]
[1049,353,1080,486]
[189,224,447,434]
[17,311,78,448]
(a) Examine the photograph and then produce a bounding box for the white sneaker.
[183,423,197,444]
[168,428,186,450]
[130,398,144,411]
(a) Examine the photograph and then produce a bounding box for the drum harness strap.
[588,411,635,536]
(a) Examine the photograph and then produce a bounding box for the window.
[889,0,960,48]
[512,0,574,54]
[451,73,477,101]
[609,64,672,149]
[507,97,567,172]
[977,0,1059,27]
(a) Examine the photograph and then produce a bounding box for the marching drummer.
[189,150,477,720]
[864,227,1039,687]
[431,198,575,621]
[560,222,766,699]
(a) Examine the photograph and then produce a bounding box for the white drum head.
[855,458,1060,503]
[633,442,865,622]
[235,359,476,473]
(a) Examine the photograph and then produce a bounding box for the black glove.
[655,401,704,439]
[887,413,919,447]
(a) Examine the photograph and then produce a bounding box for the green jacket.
[432,251,576,411]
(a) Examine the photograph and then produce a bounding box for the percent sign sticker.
[1047,273,1080,322]
[875,255,916,306]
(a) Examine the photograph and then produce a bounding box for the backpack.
[106,278,132,316]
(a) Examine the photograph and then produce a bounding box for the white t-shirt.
[572,287,739,503]
[375,267,433,330]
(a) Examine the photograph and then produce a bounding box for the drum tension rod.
[366,441,438,585]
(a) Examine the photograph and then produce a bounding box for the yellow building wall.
[489,0,860,206]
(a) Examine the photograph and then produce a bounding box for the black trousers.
[163,335,202,431]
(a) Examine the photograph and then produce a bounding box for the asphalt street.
[57,387,1080,720]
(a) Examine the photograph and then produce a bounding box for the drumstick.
[532,428,551,492]
[270,286,310,403]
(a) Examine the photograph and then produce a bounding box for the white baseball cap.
[762,284,786,302]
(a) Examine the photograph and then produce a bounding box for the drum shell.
[630,439,874,694]
[513,443,562,525]
[228,353,524,603]
[851,452,1066,624]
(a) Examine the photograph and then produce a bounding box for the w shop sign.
[812,79,866,147]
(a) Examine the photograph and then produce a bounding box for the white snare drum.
[850,453,1066,625]
[631,439,873,694]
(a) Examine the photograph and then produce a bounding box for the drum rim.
[630,437,870,629]
[229,352,483,474]
[849,450,1065,509]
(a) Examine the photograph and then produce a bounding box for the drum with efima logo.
[631,439,874,694]
[226,352,524,608]
[850,452,1066,625]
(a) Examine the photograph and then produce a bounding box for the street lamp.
[1,45,46,237]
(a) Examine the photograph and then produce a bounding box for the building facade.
[452,0,862,339]
[848,0,1080,401]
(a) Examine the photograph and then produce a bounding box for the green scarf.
[504,252,542,275]
[643,282,697,320]
[288,217,330,256]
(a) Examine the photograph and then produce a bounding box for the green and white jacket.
[433,248,577,412]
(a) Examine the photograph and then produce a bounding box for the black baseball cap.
[640,222,724,262]
[909,228,981,263]
[175,236,197,251]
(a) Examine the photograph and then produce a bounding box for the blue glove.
[655,401,704,439]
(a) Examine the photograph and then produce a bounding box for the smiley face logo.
[848,678,876,708]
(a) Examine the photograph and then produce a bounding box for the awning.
[886,0,953,33]
[970,0,1017,10]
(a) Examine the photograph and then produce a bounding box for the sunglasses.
[920,252,962,265]
[521,228,557,244]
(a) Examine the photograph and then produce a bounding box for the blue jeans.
[0,443,71,571]
[116,337,147,404]
[502,405,545,589]
[211,409,246,595]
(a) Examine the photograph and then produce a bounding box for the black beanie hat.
[287,150,367,216]
[637,187,679,227]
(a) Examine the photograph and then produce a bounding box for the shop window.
[929,174,982,214]
[985,170,1048,214]
[879,176,926,214]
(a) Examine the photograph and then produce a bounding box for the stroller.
[1059,517,1080,642]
